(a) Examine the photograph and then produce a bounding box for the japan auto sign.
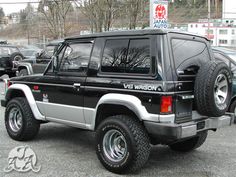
[150,0,169,29]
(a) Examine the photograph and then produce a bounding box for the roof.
[65,29,208,41]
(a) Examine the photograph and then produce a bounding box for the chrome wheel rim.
[103,129,127,162]
[8,107,23,132]
[13,56,22,61]
[214,74,228,105]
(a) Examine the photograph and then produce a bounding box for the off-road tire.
[169,131,208,152]
[96,115,150,174]
[194,61,232,117]
[19,69,28,76]
[229,100,236,123]
[5,97,40,141]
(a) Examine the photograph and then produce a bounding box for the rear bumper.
[144,113,234,140]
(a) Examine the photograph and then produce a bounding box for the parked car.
[16,40,62,76]
[19,45,42,60]
[0,44,24,77]
[1,30,234,174]
[213,47,236,122]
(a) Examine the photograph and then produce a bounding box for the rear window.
[171,39,210,72]
[101,38,151,74]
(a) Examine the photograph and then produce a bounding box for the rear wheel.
[169,131,208,152]
[96,115,150,174]
[5,97,40,141]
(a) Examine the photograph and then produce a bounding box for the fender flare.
[5,84,45,121]
[88,93,160,130]
[17,63,33,75]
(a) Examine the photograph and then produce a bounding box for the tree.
[19,3,34,44]
[0,7,5,18]
[38,0,74,39]
[75,0,121,32]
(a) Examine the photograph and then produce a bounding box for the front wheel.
[169,131,208,152]
[95,115,150,174]
[5,97,40,141]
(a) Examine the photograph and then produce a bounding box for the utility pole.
[208,0,211,39]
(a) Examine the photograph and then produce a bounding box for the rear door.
[169,34,212,123]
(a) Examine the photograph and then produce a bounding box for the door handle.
[73,83,81,91]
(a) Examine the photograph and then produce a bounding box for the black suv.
[1,29,234,174]
[0,45,24,77]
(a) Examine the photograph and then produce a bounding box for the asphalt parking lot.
[1,80,236,177]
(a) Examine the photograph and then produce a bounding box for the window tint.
[101,38,151,74]
[102,39,129,73]
[172,39,209,71]
[126,39,150,74]
[60,43,92,73]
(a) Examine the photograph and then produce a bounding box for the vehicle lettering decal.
[123,84,162,91]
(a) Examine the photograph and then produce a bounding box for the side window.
[126,39,150,74]
[101,38,151,74]
[171,39,210,73]
[101,39,129,73]
[60,43,93,74]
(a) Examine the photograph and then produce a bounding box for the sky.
[0,0,39,15]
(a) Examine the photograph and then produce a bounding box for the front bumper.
[144,113,234,140]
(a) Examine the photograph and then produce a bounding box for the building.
[8,13,20,25]
[222,0,236,19]
[188,22,236,47]
[187,0,236,47]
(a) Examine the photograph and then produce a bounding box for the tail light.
[160,96,173,114]
[4,79,11,93]
[7,80,12,88]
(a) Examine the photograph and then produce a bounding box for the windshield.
[21,50,37,57]
[45,46,56,57]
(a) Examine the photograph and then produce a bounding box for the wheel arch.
[94,103,140,129]
[91,93,158,130]
[17,63,33,75]
[5,84,45,121]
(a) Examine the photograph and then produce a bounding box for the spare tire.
[194,61,232,117]
[10,52,24,62]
